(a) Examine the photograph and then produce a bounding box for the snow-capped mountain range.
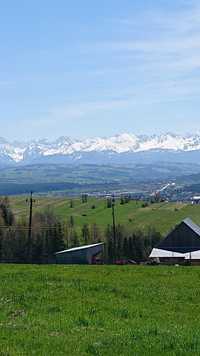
[1,133,200,166]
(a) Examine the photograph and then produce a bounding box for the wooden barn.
[55,243,104,264]
[149,218,200,265]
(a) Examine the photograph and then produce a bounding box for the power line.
[0,226,63,230]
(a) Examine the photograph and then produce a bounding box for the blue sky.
[0,0,200,140]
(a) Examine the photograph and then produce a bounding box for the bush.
[142,202,149,208]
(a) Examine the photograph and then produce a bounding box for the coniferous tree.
[57,222,65,250]
[106,198,112,209]
[64,224,70,248]
[69,216,74,228]
[128,236,134,259]
[32,232,44,263]
[124,195,131,204]
[91,223,101,243]
[81,194,88,203]
[123,237,129,258]
[116,224,124,259]
[52,222,65,253]
[70,229,79,247]
[132,231,145,261]
[70,199,74,208]
[0,195,163,264]
[14,228,28,263]
[120,196,125,205]
[82,224,90,244]
[0,197,15,226]
[105,224,113,263]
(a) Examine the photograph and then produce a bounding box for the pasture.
[0,265,200,355]
[9,196,200,235]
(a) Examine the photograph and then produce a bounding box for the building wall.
[158,257,200,265]
[159,257,185,265]
[56,250,88,264]
[56,245,104,264]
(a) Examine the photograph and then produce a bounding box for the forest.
[0,196,161,263]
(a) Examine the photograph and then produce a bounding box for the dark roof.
[157,218,200,253]
[183,218,200,236]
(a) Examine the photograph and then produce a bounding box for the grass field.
[1,265,200,355]
[9,196,200,235]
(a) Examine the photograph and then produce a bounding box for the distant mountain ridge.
[1,133,200,166]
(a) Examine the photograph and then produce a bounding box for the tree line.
[0,197,162,264]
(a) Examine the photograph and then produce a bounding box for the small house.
[192,196,200,205]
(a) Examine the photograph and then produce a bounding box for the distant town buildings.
[192,196,200,205]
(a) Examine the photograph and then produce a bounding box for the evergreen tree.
[120,196,125,205]
[52,222,65,252]
[105,224,113,263]
[14,228,28,263]
[70,199,74,208]
[128,236,134,259]
[82,224,90,244]
[64,224,70,248]
[31,232,44,263]
[0,197,15,226]
[132,231,145,261]
[69,216,74,228]
[106,198,112,208]
[123,237,129,258]
[91,223,100,243]
[116,224,124,259]
[81,194,88,203]
[124,195,131,204]
[70,229,80,247]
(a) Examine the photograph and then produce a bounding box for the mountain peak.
[0,132,200,165]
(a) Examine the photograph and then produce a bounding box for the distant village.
[88,182,200,205]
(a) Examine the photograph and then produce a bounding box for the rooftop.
[183,218,200,237]
[55,243,104,255]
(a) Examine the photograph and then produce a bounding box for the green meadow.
[9,196,200,235]
[0,265,200,355]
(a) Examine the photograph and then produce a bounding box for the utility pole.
[112,195,116,262]
[27,191,34,261]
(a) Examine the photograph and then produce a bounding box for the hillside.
[9,197,200,235]
[0,265,200,355]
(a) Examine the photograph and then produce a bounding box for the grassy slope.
[1,265,200,355]
[9,197,200,235]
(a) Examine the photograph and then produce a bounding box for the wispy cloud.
[81,1,200,105]
[48,98,130,121]
[47,0,200,122]
[22,1,200,136]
